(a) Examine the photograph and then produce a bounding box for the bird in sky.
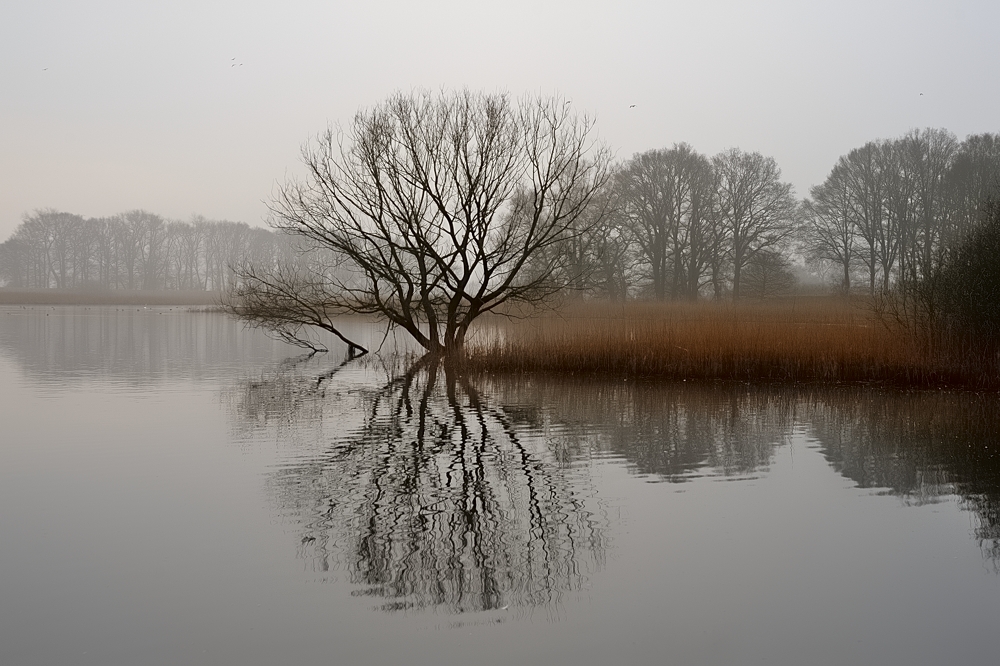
[629,104,636,108]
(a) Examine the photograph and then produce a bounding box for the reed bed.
[465,296,996,388]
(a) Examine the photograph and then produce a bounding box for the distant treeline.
[3,128,998,299]
[801,130,1000,295]
[0,212,294,291]
[575,128,1000,301]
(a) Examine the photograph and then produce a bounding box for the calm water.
[2,307,1000,665]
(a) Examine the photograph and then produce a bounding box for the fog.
[3,0,998,240]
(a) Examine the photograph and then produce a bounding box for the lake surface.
[2,306,1000,665]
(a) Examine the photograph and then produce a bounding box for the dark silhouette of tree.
[227,90,611,356]
[928,200,1000,354]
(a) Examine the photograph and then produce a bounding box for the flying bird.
[629,104,636,108]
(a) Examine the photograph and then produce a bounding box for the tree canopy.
[226,90,611,355]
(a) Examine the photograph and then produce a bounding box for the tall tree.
[228,90,611,355]
[617,144,716,300]
[944,133,1000,250]
[801,163,858,292]
[713,149,797,300]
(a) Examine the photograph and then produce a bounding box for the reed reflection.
[231,357,608,614]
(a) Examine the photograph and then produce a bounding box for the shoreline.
[0,288,223,306]
[462,297,1000,391]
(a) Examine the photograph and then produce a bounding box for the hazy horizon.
[3,0,998,239]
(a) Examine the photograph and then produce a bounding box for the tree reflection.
[229,361,1000,602]
[482,377,799,481]
[806,389,1000,564]
[230,357,608,614]
[474,378,1000,566]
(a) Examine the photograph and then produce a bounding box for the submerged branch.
[223,261,369,356]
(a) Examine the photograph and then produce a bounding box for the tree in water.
[225,90,611,356]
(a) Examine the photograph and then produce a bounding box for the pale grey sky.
[2,0,997,240]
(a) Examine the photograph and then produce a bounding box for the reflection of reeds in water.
[467,297,995,388]
[235,359,608,615]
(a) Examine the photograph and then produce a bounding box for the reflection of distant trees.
[465,378,1000,565]
[806,390,1000,563]
[0,308,301,383]
[483,378,798,481]
[232,359,608,614]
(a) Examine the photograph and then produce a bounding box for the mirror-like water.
[2,307,999,665]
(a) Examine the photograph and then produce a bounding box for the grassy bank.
[0,289,223,306]
[465,296,997,389]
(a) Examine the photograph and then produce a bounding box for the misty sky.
[2,0,998,241]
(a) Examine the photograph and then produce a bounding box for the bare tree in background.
[226,90,611,356]
[713,149,798,300]
[946,133,1000,239]
[524,178,622,300]
[801,164,857,293]
[742,249,797,299]
[616,149,674,300]
[617,144,718,301]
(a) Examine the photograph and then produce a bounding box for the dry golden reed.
[465,296,993,388]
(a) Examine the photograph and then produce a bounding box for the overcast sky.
[2,0,998,240]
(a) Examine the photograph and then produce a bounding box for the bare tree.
[616,149,675,299]
[946,133,1000,240]
[524,178,622,300]
[617,144,718,300]
[713,149,798,300]
[228,90,610,356]
[801,164,858,292]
